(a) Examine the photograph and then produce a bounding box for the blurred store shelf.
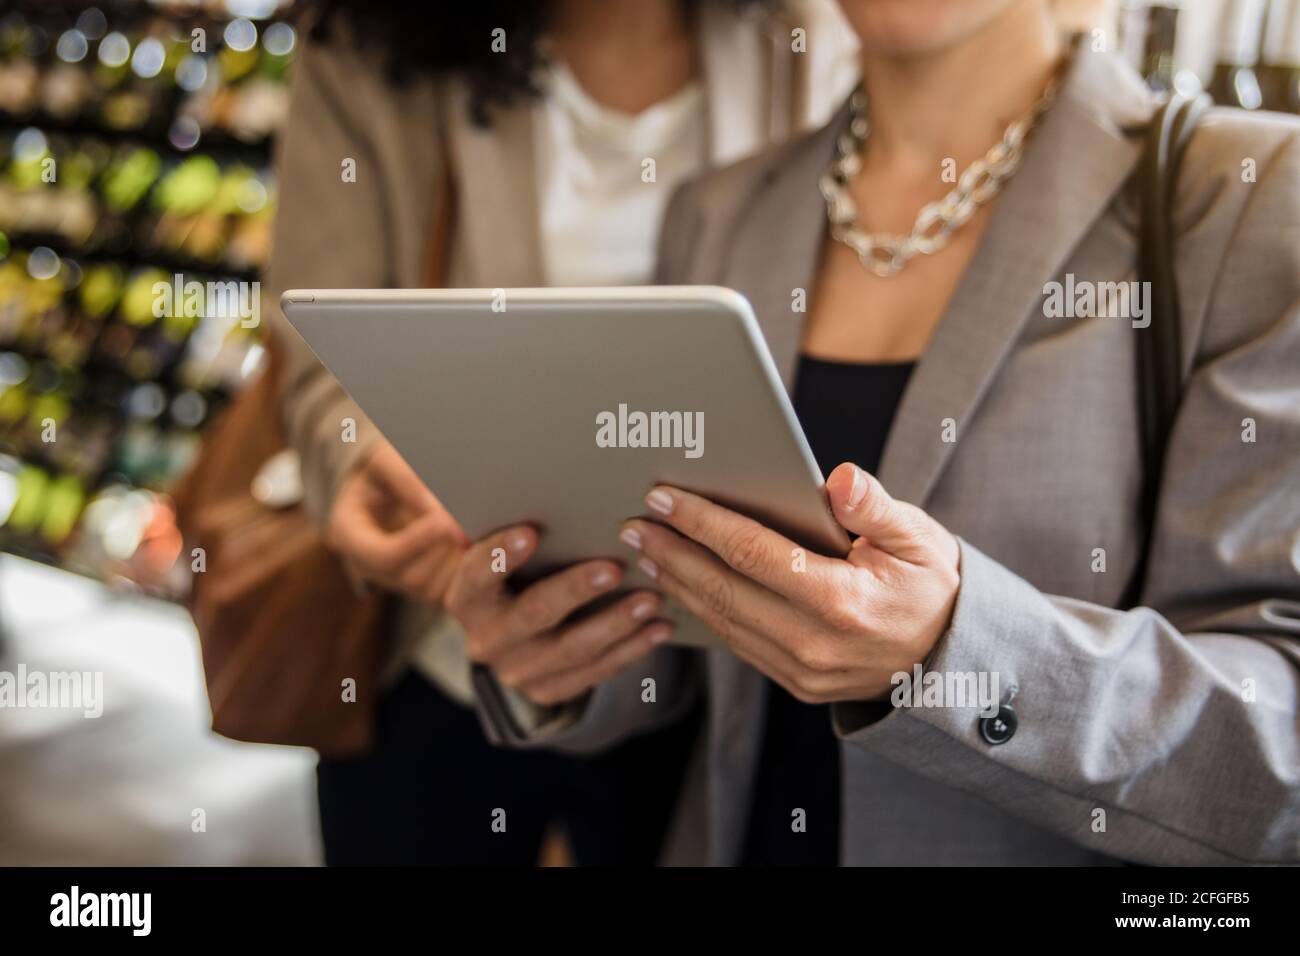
[0,553,319,865]
[0,1,288,589]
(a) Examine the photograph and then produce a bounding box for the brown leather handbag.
[174,152,456,756]
[171,342,390,757]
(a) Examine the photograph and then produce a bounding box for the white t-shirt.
[533,58,707,287]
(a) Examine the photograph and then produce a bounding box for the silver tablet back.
[283,287,847,646]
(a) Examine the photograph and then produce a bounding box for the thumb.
[826,463,929,564]
[370,443,438,514]
[369,444,470,546]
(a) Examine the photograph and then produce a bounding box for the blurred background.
[0,0,1296,865]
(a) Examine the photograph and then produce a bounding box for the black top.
[740,355,915,866]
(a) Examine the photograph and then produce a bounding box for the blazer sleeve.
[832,127,1300,864]
[473,183,708,754]
[264,36,406,527]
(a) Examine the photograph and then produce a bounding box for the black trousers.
[317,669,700,865]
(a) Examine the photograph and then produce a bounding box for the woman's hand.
[445,527,674,706]
[618,463,961,704]
[327,440,469,603]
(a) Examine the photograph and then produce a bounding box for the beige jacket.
[481,47,1300,865]
[266,3,859,698]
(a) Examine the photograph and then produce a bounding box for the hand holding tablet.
[283,286,849,655]
[442,521,670,707]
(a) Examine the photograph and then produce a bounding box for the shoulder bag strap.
[1127,89,1211,608]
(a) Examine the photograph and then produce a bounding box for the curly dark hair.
[305,0,771,125]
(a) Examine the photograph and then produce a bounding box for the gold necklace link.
[819,78,1058,277]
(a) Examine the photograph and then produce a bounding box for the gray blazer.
[480,47,1300,865]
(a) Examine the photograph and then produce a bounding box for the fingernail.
[630,596,659,620]
[645,488,674,516]
[648,623,673,645]
[591,568,616,590]
[847,466,869,510]
[637,556,658,580]
[619,526,643,551]
[508,531,530,553]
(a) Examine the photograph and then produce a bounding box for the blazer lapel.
[877,48,1156,505]
[722,105,850,390]
[725,49,1156,508]
[445,83,546,287]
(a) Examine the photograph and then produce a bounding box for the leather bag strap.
[1127,89,1210,608]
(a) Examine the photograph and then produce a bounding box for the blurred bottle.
[1260,0,1300,112]
[1141,2,1182,94]
[149,153,222,262]
[95,142,163,252]
[0,12,43,117]
[0,454,89,549]
[0,457,50,538]
[40,470,85,544]
[92,24,178,136]
[182,18,293,145]
[99,266,172,380]
[1209,0,1268,108]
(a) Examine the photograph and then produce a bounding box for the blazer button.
[978,705,1017,745]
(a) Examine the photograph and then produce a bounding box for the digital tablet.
[282,287,849,647]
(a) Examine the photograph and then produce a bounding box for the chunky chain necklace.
[819,79,1059,277]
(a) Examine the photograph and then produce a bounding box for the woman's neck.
[858,2,1063,177]
[549,0,696,115]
